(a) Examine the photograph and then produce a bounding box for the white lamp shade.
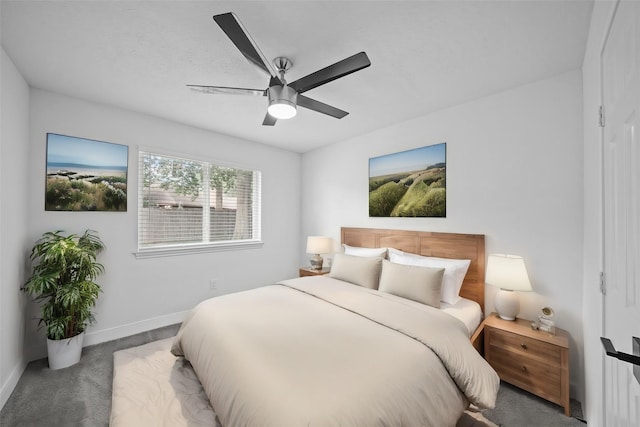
[485,254,532,292]
[306,236,333,254]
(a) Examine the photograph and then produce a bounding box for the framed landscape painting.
[45,133,128,211]
[369,143,446,217]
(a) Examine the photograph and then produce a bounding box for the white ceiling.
[1,1,593,153]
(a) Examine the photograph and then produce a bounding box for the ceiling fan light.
[268,102,297,120]
[267,85,298,119]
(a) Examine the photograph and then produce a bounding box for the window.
[136,150,261,257]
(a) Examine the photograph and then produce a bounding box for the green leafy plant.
[22,230,105,340]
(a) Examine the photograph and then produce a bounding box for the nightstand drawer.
[488,345,562,401]
[487,326,562,366]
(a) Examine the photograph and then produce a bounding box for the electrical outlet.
[209,279,217,291]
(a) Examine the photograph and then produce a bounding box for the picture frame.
[369,143,446,217]
[45,133,128,211]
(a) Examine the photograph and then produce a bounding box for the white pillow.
[329,253,383,289]
[388,248,470,304]
[343,244,388,258]
[378,260,444,308]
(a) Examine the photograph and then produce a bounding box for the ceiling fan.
[187,12,371,126]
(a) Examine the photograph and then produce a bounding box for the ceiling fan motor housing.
[267,85,298,119]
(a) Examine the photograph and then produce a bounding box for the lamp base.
[495,288,520,321]
[309,254,324,270]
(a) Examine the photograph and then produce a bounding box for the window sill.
[134,240,263,259]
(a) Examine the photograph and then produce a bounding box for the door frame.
[598,0,616,422]
[599,1,635,425]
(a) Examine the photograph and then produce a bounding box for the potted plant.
[22,229,105,369]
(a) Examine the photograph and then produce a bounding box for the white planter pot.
[46,331,85,370]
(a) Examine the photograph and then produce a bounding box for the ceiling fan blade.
[187,85,265,96]
[297,95,348,119]
[262,113,277,126]
[213,13,282,83]
[288,52,371,94]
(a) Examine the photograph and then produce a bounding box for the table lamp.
[485,254,532,320]
[306,236,333,270]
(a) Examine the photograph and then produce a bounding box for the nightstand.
[483,312,570,416]
[299,267,330,277]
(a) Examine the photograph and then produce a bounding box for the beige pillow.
[378,260,444,308]
[388,248,470,304]
[329,253,383,289]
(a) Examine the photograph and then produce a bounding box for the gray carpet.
[0,325,180,427]
[484,383,585,426]
[1,325,586,426]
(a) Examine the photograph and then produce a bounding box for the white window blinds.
[137,150,261,255]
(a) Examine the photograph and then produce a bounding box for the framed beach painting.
[369,143,446,217]
[45,133,128,211]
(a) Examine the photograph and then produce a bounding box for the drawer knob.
[520,343,527,350]
[522,366,528,372]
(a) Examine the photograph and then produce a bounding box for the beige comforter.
[172,276,499,427]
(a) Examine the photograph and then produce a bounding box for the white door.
[602,0,640,425]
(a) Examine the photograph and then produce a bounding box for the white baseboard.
[83,310,189,347]
[0,358,27,411]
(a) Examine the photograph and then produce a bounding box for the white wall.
[0,48,31,409]
[301,70,585,402]
[24,89,302,359]
[581,1,618,424]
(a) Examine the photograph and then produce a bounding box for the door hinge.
[599,105,606,127]
[600,271,607,295]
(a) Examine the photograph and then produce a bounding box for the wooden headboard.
[341,227,486,312]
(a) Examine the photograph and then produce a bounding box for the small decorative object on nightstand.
[299,267,330,277]
[483,312,570,416]
[531,306,556,335]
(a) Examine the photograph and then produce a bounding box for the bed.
[171,227,499,427]
[341,227,487,351]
